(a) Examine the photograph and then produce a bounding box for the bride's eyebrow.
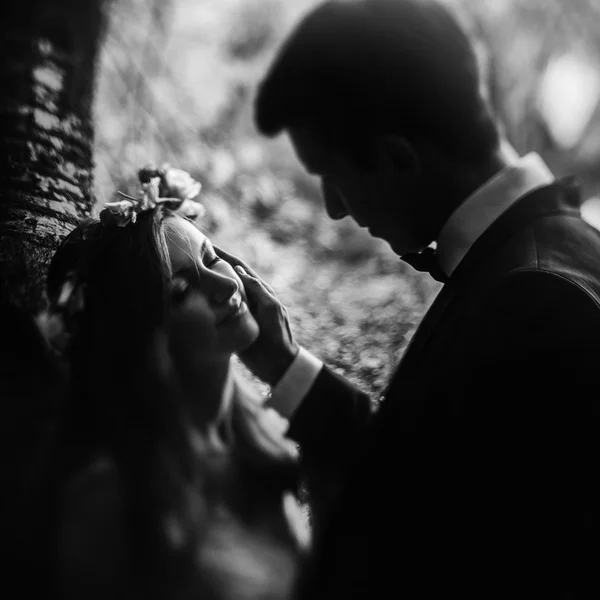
[172,239,208,276]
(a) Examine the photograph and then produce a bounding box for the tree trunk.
[0,0,109,313]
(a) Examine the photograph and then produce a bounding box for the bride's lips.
[218,301,248,326]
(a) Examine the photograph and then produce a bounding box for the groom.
[219,0,600,597]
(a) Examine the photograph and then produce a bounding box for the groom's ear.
[377,135,420,176]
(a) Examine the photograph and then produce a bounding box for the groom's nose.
[322,178,347,220]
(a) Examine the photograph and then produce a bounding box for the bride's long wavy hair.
[37,199,304,598]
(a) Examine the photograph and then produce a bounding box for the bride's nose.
[207,270,239,305]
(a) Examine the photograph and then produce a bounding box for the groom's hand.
[215,246,299,386]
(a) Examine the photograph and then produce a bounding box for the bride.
[36,164,309,600]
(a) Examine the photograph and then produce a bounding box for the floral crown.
[37,164,205,355]
[101,163,205,227]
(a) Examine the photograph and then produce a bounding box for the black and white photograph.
[2,0,600,598]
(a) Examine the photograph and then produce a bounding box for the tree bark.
[0,0,109,312]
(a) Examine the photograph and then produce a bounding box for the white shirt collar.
[437,152,555,277]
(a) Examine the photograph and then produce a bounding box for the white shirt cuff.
[266,347,323,419]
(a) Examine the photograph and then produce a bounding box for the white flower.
[102,199,137,227]
[162,165,202,201]
[104,165,205,226]
[139,177,161,209]
[178,198,206,220]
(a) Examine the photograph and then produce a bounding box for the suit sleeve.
[287,366,373,448]
[286,365,374,528]
[460,269,600,418]
[453,269,600,584]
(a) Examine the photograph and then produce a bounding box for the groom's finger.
[235,265,276,299]
[214,246,260,279]
[214,246,276,295]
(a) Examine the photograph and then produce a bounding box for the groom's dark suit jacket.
[290,179,600,599]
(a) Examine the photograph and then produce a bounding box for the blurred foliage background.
[93,0,600,399]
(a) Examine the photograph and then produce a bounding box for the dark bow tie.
[401,247,448,283]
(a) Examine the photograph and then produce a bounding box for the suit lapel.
[378,278,460,426]
[405,177,582,357]
[378,178,583,426]
[393,281,458,372]
[449,177,582,287]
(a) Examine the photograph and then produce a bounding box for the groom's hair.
[255,0,500,167]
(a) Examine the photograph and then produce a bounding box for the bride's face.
[165,217,260,365]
